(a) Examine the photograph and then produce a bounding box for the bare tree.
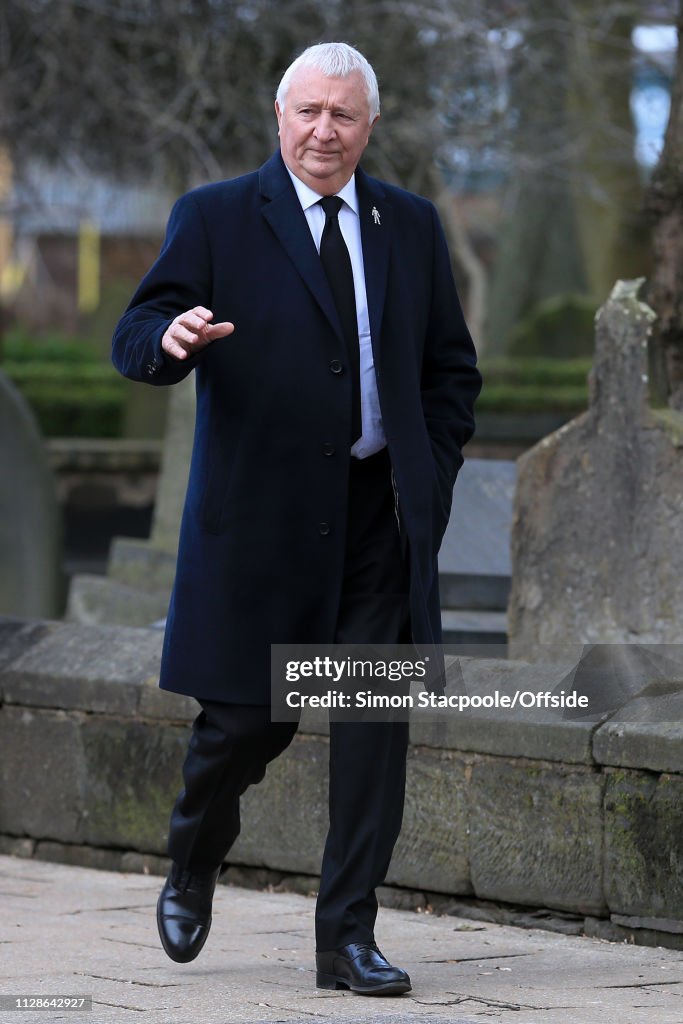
[0,0,672,353]
[485,0,672,353]
[0,0,504,335]
[645,1,683,408]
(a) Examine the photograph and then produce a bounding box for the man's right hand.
[162,306,235,361]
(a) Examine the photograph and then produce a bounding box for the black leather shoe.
[156,862,221,963]
[316,941,412,995]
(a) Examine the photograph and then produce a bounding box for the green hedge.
[480,357,591,387]
[477,358,590,413]
[3,329,101,365]
[5,363,122,384]
[0,335,591,437]
[1,329,125,436]
[476,384,588,413]
[2,362,126,438]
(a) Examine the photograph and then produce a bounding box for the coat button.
[322,442,335,456]
[318,522,331,536]
[329,359,343,374]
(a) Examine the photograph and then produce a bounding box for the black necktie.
[318,196,362,444]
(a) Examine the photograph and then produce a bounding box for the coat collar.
[258,152,392,349]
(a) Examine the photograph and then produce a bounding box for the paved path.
[2,855,683,1024]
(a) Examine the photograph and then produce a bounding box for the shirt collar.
[285,165,359,215]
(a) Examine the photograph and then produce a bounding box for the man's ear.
[275,100,283,134]
[367,112,380,143]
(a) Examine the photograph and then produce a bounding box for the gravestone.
[148,373,195,553]
[439,459,514,646]
[67,374,195,626]
[509,279,683,657]
[0,370,62,617]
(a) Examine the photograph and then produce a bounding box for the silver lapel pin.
[371,206,381,225]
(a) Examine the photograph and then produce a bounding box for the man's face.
[275,66,378,195]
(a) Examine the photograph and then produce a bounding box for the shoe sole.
[316,971,411,995]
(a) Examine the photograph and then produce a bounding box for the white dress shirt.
[285,167,386,459]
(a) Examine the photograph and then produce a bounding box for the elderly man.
[112,42,480,996]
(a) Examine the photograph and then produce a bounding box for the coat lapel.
[258,153,393,350]
[258,152,344,344]
[356,166,392,352]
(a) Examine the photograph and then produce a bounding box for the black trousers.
[166,447,411,951]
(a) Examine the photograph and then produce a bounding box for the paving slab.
[2,855,683,1024]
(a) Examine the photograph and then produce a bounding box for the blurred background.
[0,0,677,613]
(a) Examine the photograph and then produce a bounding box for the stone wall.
[1,616,683,949]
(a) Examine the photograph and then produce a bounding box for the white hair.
[276,42,380,124]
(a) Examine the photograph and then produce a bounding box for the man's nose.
[314,114,336,141]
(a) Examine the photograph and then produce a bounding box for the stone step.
[441,608,508,650]
[439,571,510,611]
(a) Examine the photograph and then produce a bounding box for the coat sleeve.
[111,192,213,386]
[421,202,482,502]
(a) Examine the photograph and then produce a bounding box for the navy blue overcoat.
[112,152,481,703]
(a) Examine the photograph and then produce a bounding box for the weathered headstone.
[439,458,514,645]
[0,370,62,617]
[67,374,195,626]
[148,373,195,554]
[509,278,683,657]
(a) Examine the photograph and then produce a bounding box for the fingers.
[161,307,234,361]
[175,306,214,333]
[162,336,191,360]
[205,321,234,341]
[174,323,204,345]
